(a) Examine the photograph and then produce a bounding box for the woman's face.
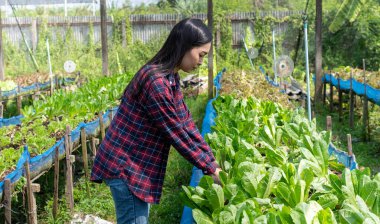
[179,42,211,73]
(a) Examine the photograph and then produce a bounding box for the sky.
[0,0,159,8]
[129,0,158,7]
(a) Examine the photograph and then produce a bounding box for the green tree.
[329,0,368,33]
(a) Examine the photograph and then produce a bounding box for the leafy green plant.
[182,95,380,223]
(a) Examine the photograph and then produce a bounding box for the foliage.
[323,2,380,71]
[328,0,367,33]
[0,73,133,179]
[182,95,380,223]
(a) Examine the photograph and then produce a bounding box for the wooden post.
[322,80,326,105]
[338,74,343,122]
[349,71,354,129]
[326,116,332,132]
[347,134,353,156]
[362,59,369,141]
[4,179,12,224]
[53,146,60,220]
[65,126,74,213]
[215,22,221,48]
[99,111,105,141]
[31,19,38,52]
[100,0,109,76]
[329,77,334,112]
[34,83,40,101]
[50,77,54,96]
[0,101,3,118]
[207,0,214,100]
[108,109,113,125]
[122,19,126,48]
[0,8,4,81]
[25,161,39,224]
[80,127,90,195]
[17,86,22,115]
[91,137,99,156]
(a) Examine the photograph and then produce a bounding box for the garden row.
[183,96,380,223]
[0,72,132,183]
[0,75,79,122]
[182,95,380,223]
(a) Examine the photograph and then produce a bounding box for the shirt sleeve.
[145,78,218,175]
[182,101,216,163]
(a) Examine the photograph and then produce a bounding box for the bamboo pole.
[323,79,326,104]
[65,126,74,213]
[207,0,214,100]
[338,74,342,122]
[108,109,113,123]
[349,71,354,129]
[16,86,22,115]
[25,161,38,224]
[4,179,11,224]
[100,0,109,76]
[122,19,126,48]
[53,146,60,220]
[81,127,90,195]
[91,137,99,156]
[330,77,334,112]
[0,102,3,118]
[0,9,4,81]
[99,111,105,141]
[347,134,353,156]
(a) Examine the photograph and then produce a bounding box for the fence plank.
[2,11,301,47]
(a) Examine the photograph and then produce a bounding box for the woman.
[91,18,221,224]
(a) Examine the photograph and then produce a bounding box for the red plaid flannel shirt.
[91,64,218,203]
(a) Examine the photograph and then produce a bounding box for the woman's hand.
[211,168,223,185]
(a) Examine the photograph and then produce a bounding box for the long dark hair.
[123,18,212,99]
[148,18,212,72]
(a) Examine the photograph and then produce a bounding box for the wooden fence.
[1,11,302,48]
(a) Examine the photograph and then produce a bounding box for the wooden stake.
[91,137,99,156]
[337,74,342,122]
[347,134,353,156]
[322,80,326,105]
[53,146,60,220]
[99,111,105,141]
[25,161,38,224]
[100,0,109,76]
[326,116,332,132]
[349,71,354,129]
[329,78,334,112]
[4,179,11,224]
[16,86,22,115]
[0,101,3,118]
[108,109,113,124]
[215,22,221,48]
[81,127,90,195]
[122,19,126,48]
[34,83,40,101]
[362,59,369,141]
[65,126,74,213]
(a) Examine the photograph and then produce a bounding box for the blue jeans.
[104,179,150,224]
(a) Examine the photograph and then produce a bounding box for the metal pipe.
[304,20,312,121]
[272,29,277,84]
